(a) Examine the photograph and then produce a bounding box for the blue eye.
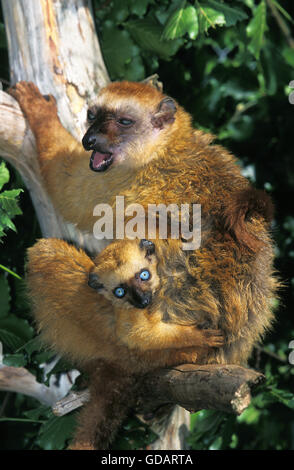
[114,287,126,298]
[139,269,150,281]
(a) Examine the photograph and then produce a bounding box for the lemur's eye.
[117,118,134,127]
[114,286,126,298]
[139,269,150,281]
[87,109,96,122]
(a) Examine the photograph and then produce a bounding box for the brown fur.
[222,187,275,252]
[26,238,224,449]
[10,80,280,448]
[9,81,274,255]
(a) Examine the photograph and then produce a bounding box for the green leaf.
[0,328,24,351]
[247,0,268,59]
[0,189,23,215]
[237,404,260,424]
[3,353,26,367]
[196,2,226,33]
[0,161,9,191]
[261,42,278,95]
[106,0,129,24]
[162,6,199,40]
[0,315,34,343]
[128,0,152,18]
[191,410,224,433]
[122,55,145,81]
[101,21,144,80]
[0,210,17,236]
[23,405,52,421]
[269,387,294,409]
[203,0,247,27]
[0,274,10,317]
[37,413,77,450]
[283,47,294,68]
[0,186,23,239]
[126,17,183,60]
[19,336,43,356]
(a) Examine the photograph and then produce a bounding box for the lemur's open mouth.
[90,151,114,172]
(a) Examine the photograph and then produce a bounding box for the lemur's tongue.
[90,150,113,172]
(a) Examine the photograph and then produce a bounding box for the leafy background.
[0,0,294,450]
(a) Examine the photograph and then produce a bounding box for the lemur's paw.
[203,329,225,348]
[8,81,57,123]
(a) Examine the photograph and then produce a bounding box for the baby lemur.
[27,237,224,449]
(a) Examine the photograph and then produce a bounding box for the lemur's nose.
[141,292,152,307]
[82,132,97,150]
[129,288,152,309]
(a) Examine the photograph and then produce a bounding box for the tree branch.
[52,364,264,418]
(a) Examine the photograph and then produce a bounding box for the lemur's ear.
[140,239,155,257]
[151,97,177,129]
[141,74,163,92]
[88,271,104,290]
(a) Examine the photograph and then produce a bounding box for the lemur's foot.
[8,81,58,128]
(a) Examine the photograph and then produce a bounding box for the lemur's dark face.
[81,82,177,173]
[88,239,159,310]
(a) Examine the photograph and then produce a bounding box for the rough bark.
[1,0,109,250]
[51,364,264,417]
[136,364,264,416]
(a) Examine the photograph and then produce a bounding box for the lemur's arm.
[9,82,96,229]
[116,309,224,352]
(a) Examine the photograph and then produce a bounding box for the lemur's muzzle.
[128,287,152,309]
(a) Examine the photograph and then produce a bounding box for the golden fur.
[10,80,280,448]
[27,238,224,370]
[26,238,224,449]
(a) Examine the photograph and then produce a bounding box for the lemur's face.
[81,81,177,172]
[88,239,160,310]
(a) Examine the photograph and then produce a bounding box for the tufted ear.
[88,271,104,290]
[151,97,177,129]
[139,239,155,257]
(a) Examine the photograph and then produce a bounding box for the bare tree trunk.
[0,0,189,450]
[1,0,109,250]
[2,0,109,139]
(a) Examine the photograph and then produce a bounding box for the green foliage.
[1,0,294,451]
[188,368,294,450]
[0,162,23,240]
[247,0,267,59]
[161,5,199,40]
